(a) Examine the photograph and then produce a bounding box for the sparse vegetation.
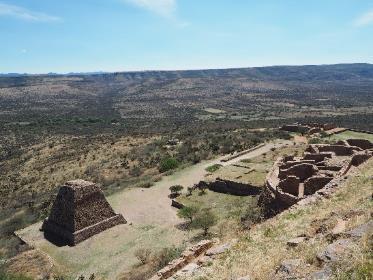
[205,164,223,173]
[177,205,200,223]
[134,248,152,265]
[191,209,217,236]
[169,185,184,197]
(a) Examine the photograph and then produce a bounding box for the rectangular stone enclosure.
[42,179,126,246]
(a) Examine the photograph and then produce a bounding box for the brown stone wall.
[304,176,333,195]
[151,240,214,280]
[280,160,316,169]
[308,127,322,134]
[350,152,372,167]
[171,200,185,209]
[279,163,318,181]
[278,176,300,196]
[323,123,336,131]
[303,153,332,162]
[281,124,310,133]
[317,145,361,156]
[346,139,373,150]
[208,179,261,196]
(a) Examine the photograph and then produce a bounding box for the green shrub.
[177,205,199,223]
[159,157,179,173]
[191,209,217,236]
[205,164,222,173]
[169,185,183,195]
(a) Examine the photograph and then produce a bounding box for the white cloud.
[124,0,176,18]
[0,2,61,22]
[354,10,373,27]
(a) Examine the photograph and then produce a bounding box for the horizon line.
[1,62,372,76]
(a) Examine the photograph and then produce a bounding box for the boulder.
[307,267,332,280]
[317,239,352,263]
[197,255,213,266]
[346,220,373,239]
[277,258,302,275]
[175,263,199,277]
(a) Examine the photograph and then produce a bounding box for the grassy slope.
[327,130,373,143]
[190,159,373,280]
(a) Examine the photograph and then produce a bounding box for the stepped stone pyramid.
[42,179,126,245]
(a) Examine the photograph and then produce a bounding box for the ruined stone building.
[260,139,373,215]
[280,122,336,135]
[42,179,126,246]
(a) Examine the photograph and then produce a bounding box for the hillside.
[0,64,372,279]
[186,158,373,280]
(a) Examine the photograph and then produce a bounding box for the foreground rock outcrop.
[42,179,126,246]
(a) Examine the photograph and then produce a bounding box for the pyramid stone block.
[42,179,126,245]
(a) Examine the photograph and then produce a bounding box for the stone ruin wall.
[278,176,300,196]
[280,122,336,135]
[303,176,333,195]
[260,139,373,216]
[208,178,261,196]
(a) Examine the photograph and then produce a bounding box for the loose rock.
[205,243,231,256]
[287,236,307,247]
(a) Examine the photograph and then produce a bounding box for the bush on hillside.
[159,157,179,173]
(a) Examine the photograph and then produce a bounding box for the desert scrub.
[205,164,222,173]
[135,248,152,265]
[0,266,32,280]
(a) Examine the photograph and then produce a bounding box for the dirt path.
[112,139,292,226]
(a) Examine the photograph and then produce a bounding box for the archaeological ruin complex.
[260,139,373,215]
[42,179,126,246]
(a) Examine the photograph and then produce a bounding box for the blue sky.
[1,0,373,73]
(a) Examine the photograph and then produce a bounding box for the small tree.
[177,205,199,223]
[169,185,184,196]
[135,248,152,265]
[191,210,217,236]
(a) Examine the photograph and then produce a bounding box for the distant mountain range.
[1,63,373,81]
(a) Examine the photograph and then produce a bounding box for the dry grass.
[0,134,157,208]
[205,143,306,187]
[189,159,373,280]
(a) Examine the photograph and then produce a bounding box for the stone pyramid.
[42,179,126,245]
